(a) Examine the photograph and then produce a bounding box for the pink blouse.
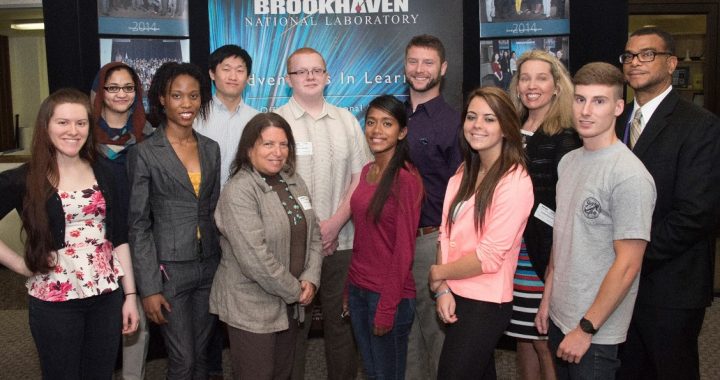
[439,165,533,303]
[26,185,123,301]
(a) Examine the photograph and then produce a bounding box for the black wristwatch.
[579,317,598,335]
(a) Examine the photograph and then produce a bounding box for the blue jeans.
[549,321,620,380]
[348,284,415,380]
[29,289,123,380]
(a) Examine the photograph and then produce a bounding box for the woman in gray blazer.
[128,62,221,379]
[210,113,322,380]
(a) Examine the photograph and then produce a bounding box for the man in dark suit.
[616,27,720,380]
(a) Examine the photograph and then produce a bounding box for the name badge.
[297,196,312,210]
[534,203,555,227]
[296,141,313,156]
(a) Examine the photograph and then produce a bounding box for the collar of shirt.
[249,167,298,193]
[405,94,447,118]
[632,85,673,130]
[212,93,247,114]
[285,96,338,121]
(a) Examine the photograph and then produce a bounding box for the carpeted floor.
[1,268,718,379]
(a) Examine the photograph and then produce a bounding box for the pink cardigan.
[439,165,533,303]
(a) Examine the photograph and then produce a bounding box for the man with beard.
[403,34,462,380]
[616,27,720,380]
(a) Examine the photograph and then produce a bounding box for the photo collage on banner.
[479,0,570,91]
[209,0,464,118]
[99,38,191,96]
[97,1,190,105]
[98,1,189,37]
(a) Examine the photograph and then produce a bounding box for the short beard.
[408,76,441,93]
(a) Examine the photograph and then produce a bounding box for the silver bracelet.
[434,288,451,299]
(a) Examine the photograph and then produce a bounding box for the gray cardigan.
[209,167,323,333]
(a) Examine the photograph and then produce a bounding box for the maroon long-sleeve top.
[348,163,423,329]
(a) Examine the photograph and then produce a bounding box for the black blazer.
[616,90,720,309]
[127,126,221,297]
[0,160,127,250]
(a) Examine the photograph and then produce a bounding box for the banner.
[98,1,189,36]
[478,1,570,90]
[208,0,463,116]
[479,0,569,38]
[99,38,191,96]
[479,36,569,91]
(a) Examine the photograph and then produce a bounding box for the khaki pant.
[406,231,445,380]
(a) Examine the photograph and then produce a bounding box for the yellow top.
[188,172,201,197]
[188,171,202,239]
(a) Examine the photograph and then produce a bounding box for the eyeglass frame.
[287,68,327,77]
[104,85,136,93]
[619,50,673,65]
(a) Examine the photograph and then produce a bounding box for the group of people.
[100,0,184,18]
[0,26,718,380]
[116,56,176,95]
[484,0,567,22]
[491,50,517,90]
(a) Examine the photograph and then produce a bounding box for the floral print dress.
[26,184,124,302]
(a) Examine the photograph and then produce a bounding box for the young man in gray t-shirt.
[535,62,656,380]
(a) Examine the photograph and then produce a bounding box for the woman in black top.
[504,50,582,380]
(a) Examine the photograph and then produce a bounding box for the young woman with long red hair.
[0,88,139,379]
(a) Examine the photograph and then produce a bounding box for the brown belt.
[416,226,439,237]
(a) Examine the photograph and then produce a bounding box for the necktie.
[630,108,642,148]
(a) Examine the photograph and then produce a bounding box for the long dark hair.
[147,62,211,128]
[23,88,96,273]
[365,95,421,223]
[448,87,526,232]
[230,113,297,177]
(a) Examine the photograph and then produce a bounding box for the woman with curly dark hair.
[127,62,220,378]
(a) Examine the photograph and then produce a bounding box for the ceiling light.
[11,21,44,31]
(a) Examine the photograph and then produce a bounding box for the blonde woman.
[504,49,581,380]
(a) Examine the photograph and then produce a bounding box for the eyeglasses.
[104,85,136,93]
[619,50,673,64]
[288,68,327,77]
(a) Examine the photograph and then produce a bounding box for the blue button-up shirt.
[405,95,462,228]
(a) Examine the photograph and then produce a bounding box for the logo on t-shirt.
[582,197,601,219]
